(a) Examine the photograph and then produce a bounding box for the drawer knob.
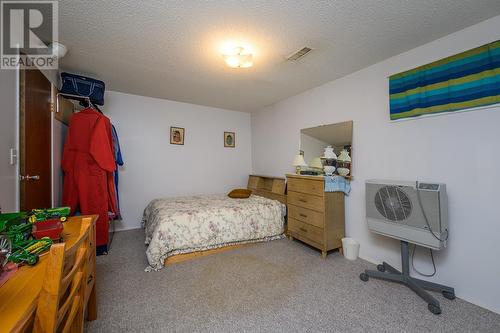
[299,213,307,218]
[299,227,307,233]
[298,199,307,203]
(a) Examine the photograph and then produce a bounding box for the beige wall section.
[251,15,500,314]
[0,69,19,212]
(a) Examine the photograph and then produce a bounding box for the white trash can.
[342,238,360,261]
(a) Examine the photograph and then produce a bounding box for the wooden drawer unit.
[288,218,324,245]
[287,191,324,212]
[286,174,345,258]
[288,177,324,196]
[288,204,324,228]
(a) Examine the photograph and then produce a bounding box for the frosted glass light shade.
[292,154,307,167]
[323,146,337,159]
[309,157,323,169]
[337,149,351,162]
[50,42,67,59]
[223,47,253,68]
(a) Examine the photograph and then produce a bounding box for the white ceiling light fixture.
[50,42,68,59]
[222,46,253,68]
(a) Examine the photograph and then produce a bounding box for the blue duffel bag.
[60,72,106,105]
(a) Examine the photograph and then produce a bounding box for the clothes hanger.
[80,99,102,113]
[56,92,103,114]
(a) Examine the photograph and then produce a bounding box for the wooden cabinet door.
[19,69,52,211]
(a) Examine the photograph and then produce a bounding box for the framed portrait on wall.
[224,132,235,148]
[170,126,185,145]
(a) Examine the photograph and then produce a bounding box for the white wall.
[44,72,65,208]
[103,91,252,230]
[0,69,19,212]
[251,15,500,314]
[52,118,67,207]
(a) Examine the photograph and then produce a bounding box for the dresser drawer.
[287,177,324,197]
[288,191,324,212]
[288,204,324,228]
[288,218,324,245]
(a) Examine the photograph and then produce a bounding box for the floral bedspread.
[142,194,286,270]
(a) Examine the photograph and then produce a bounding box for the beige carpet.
[86,229,500,332]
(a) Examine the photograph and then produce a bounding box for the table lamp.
[309,157,324,172]
[292,154,308,174]
[337,148,351,163]
[337,148,351,176]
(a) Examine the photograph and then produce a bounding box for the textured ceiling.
[58,1,500,112]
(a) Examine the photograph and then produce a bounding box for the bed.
[142,175,287,270]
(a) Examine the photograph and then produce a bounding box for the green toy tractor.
[0,207,66,267]
[0,212,27,233]
[27,207,71,223]
[8,237,53,266]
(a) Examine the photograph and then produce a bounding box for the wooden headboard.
[247,175,287,205]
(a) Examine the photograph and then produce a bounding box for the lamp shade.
[337,149,351,162]
[309,157,323,169]
[323,145,337,159]
[292,154,307,167]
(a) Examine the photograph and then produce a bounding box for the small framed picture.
[224,132,235,148]
[170,127,185,145]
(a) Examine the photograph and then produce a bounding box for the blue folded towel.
[324,175,351,195]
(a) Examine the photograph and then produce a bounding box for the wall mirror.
[299,120,353,177]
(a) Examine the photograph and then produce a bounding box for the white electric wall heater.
[360,180,455,315]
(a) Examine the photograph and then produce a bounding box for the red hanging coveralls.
[62,108,118,247]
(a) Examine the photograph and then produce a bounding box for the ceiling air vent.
[286,47,313,61]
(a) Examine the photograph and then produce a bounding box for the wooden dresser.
[286,174,345,258]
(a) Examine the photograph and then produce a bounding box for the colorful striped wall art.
[389,40,500,120]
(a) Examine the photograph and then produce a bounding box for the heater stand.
[359,241,455,315]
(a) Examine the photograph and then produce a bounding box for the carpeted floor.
[86,229,500,332]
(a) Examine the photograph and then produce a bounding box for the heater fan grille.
[375,186,412,221]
